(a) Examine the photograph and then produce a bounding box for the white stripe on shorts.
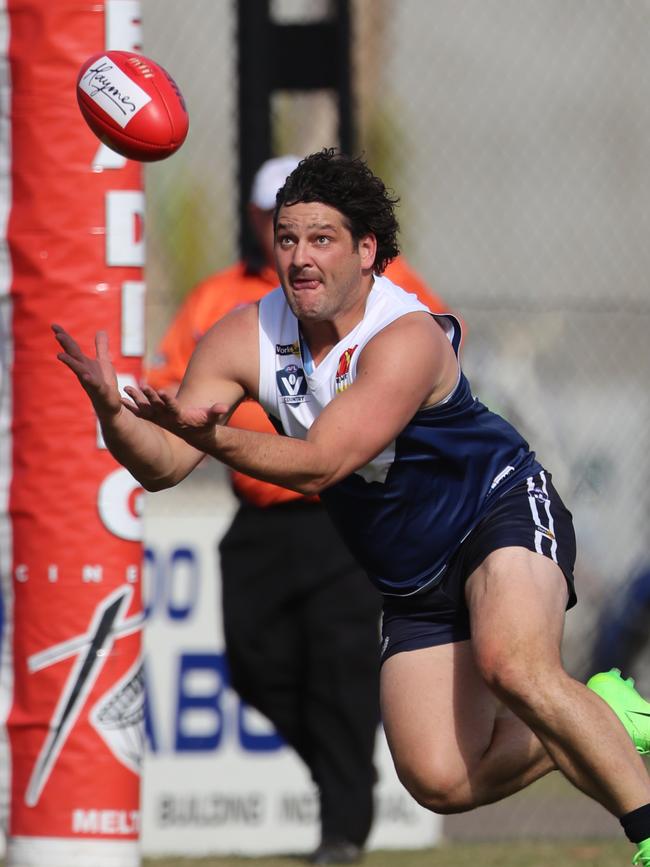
[526,471,558,563]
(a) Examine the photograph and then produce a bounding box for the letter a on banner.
[0,2,145,865]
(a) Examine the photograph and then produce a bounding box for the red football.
[76,51,189,162]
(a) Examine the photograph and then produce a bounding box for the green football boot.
[587,668,650,755]
[633,837,650,865]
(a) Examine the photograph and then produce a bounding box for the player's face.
[274,202,376,323]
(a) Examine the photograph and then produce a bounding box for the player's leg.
[379,515,558,815]
[380,637,553,814]
[467,545,650,817]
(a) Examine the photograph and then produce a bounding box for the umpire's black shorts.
[380,470,577,664]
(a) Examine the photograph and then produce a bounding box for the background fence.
[139,0,650,849]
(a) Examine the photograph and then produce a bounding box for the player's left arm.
[198,311,457,494]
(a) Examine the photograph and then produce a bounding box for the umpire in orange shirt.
[147,155,451,865]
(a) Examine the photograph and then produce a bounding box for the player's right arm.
[52,303,258,490]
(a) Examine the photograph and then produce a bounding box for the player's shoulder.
[384,256,422,289]
[192,298,260,365]
[370,273,431,314]
[368,275,463,358]
[208,294,260,330]
[384,256,450,313]
[351,276,439,360]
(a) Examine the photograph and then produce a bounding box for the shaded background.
[140,0,650,845]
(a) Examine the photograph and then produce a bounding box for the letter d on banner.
[0,2,145,865]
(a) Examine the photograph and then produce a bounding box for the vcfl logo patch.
[25,585,144,806]
[277,363,309,405]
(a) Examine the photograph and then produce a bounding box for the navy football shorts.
[380,470,577,664]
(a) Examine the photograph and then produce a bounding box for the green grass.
[0,839,635,867]
[142,840,635,867]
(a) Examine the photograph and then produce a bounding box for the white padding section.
[7,837,140,867]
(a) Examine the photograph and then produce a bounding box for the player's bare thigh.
[380,548,568,806]
[465,546,568,699]
[380,639,500,802]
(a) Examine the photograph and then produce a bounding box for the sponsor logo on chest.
[275,342,300,356]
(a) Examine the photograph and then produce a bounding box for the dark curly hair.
[274,148,400,274]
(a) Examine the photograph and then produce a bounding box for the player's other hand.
[121,385,231,450]
[52,324,122,419]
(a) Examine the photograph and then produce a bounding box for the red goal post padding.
[1,2,145,865]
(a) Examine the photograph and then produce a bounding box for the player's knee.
[475,644,554,710]
[395,760,475,815]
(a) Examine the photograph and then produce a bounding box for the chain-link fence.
[141,0,650,845]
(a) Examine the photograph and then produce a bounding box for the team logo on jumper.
[275,342,300,356]
[277,364,309,404]
[335,345,358,393]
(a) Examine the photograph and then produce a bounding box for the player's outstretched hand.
[121,384,231,451]
[52,324,122,419]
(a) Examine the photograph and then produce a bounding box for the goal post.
[0,2,145,864]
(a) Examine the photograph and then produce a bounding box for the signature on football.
[82,62,137,115]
